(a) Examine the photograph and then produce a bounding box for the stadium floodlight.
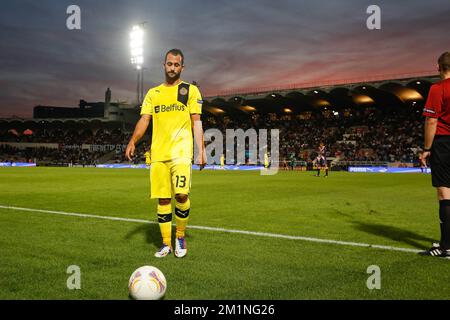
[130,25,144,69]
[129,24,146,104]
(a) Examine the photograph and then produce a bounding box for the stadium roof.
[0,73,441,123]
[202,73,440,116]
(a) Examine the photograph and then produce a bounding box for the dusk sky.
[0,0,449,117]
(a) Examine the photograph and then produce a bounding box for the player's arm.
[192,114,206,170]
[125,114,151,161]
[189,85,206,169]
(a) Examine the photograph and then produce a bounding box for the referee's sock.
[175,199,190,239]
[439,200,450,250]
[157,204,172,247]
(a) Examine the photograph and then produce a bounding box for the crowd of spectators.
[202,107,423,165]
[0,107,424,166]
[0,144,109,166]
[0,128,131,145]
[0,128,131,165]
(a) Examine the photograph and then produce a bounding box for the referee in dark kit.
[421,52,450,258]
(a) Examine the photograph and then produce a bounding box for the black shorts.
[430,135,450,188]
[318,156,327,167]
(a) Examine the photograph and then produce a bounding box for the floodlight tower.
[130,24,145,105]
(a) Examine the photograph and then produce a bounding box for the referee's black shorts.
[430,135,450,187]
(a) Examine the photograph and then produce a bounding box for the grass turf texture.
[0,167,449,300]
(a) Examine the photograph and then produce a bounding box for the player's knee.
[159,198,171,206]
[175,194,188,204]
[437,188,450,201]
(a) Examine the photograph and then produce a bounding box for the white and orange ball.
[128,266,167,300]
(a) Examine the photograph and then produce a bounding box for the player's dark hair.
[165,48,184,66]
[438,52,450,73]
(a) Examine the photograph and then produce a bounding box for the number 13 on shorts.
[150,160,192,199]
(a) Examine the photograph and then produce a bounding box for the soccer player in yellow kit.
[125,49,206,258]
[220,154,225,168]
[144,151,151,166]
[264,152,269,169]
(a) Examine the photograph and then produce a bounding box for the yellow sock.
[175,199,190,238]
[157,204,172,247]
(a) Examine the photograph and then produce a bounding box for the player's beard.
[165,70,181,84]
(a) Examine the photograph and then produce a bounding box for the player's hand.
[125,141,136,161]
[420,151,430,167]
[196,151,207,171]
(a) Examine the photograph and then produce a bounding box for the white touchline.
[0,204,421,254]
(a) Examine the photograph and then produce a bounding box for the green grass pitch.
[0,167,449,300]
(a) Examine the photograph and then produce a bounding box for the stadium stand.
[0,75,438,168]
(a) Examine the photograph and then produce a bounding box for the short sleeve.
[188,85,203,115]
[140,90,153,116]
[423,84,443,118]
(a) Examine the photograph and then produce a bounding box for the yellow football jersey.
[140,81,202,162]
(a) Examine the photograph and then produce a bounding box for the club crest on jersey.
[179,87,188,96]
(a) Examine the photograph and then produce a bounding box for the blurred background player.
[314,142,329,177]
[220,153,225,169]
[126,48,206,259]
[288,153,296,171]
[282,158,288,170]
[264,151,269,169]
[420,52,450,258]
[144,150,151,168]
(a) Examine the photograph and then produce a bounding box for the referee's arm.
[421,117,438,166]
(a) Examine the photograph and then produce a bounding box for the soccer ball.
[128,266,167,300]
